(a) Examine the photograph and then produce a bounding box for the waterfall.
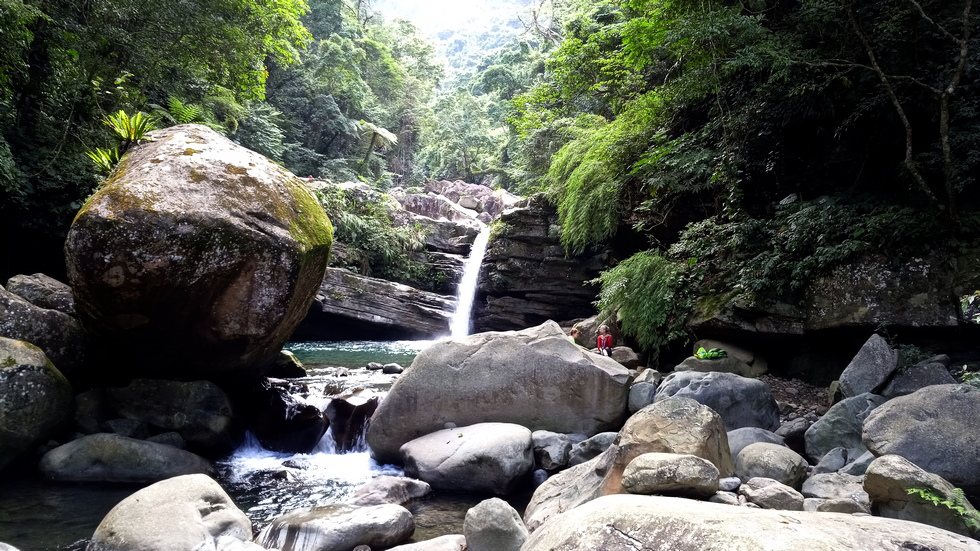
[450,224,491,338]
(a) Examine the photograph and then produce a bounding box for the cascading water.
[450,224,491,338]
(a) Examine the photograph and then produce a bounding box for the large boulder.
[5,274,75,315]
[0,337,74,471]
[880,360,957,398]
[366,321,630,463]
[347,476,432,507]
[325,395,379,453]
[255,504,415,551]
[838,334,899,398]
[246,378,327,454]
[738,477,804,510]
[88,474,252,551]
[64,124,332,381]
[621,452,720,498]
[299,267,455,340]
[522,494,980,550]
[39,433,213,482]
[0,286,88,378]
[863,384,980,490]
[864,454,980,538]
[105,379,240,456]
[674,356,764,378]
[473,195,608,332]
[463,498,528,551]
[400,423,534,495]
[656,371,779,431]
[523,398,733,531]
[804,392,885,463]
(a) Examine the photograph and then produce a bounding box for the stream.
[0,340,531,551]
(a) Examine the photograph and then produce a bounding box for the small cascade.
[450,224,491,338]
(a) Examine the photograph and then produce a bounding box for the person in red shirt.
[596,325,613,356]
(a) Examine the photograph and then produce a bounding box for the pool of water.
[0,340,457,551]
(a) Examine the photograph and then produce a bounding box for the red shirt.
[597,334,613,349]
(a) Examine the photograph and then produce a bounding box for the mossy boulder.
[0,337,74,471]
[64,124,332,381]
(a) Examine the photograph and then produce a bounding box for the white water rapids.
[450,224,491,338]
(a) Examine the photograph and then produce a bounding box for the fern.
[907,487,980,531]
[85,147,120,174]
[167,97,205,124]
[103,110,155,144]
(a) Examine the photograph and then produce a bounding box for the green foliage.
[961,291,980,324]
[315,185,434,283]
[592,250,693,356]
[85,148,121,174]
[907,487,980,531]
[896,344,934,367]
[103,111,156,145]
[695,347,728,359]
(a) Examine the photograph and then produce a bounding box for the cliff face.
[473,194,609,333]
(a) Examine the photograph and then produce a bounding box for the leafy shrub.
[592,250,693,356]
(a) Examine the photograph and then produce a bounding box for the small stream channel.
[0,340,530,550]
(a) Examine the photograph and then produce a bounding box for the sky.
[373,0,532,36]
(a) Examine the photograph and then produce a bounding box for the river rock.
[387,535,466,551]
[463,497,528,551]
[523,398,733,531]
[39,433,213,482]
[325,395,379,453]
[738,477,804,510]
[628,382,657,413]
[838,334,899,397]
[0,286,88,379]
[522,494,980,550]
[656,371,779,431]
[473,194,608,332]
[0,337,73,471]
[863,384,980,489]
[65,124,332,382]
[105,379,240,456]
[367,321,629,463]
[864,454,980,538]
[812,447,848,474]
[256,503,415,551]
[674,355,764,378]
[727,427,785,461]
[621,452,720,498]
[5,274,75,315]
[88,474,251,551]
[400,423,534,495]
[389,205,480,255]
[568,432,617,466]
[880,360,957,398]
[268,349,307,378]
[734,443,808,488]
[247,378,326,453]
[801,472,869,506]
[804,392,884,463]
[635,368,662,385]
[531,430,575,471]
[347,476,432,507]
[611,346,640,369]
[398,192,479,223]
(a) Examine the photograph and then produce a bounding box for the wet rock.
[247,378,327,454]
[367,321,629,464]
[39,433,213,482]
[400,423,534,495]
[863,384,980,489]
[268,350,307,378]
[838,334,899,398]
[0,337,74,471]
[463,497,528,551]
[734,443,808,489]
[0,287,88,379]
[87,474,251,551]
[106,379,240,456]
[383,363,404,374]
[347,476,432,507]
[622,452,720,498]
[5,274,75,315]
[256,503,414,551]
[656,371,779,431]
[522,494,980,548]
[65,124,332,382]
[325,395,379,453]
